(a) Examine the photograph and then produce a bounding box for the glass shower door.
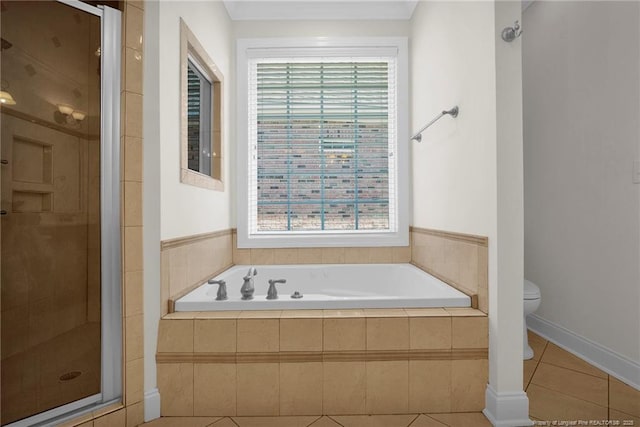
[0,1,121,425]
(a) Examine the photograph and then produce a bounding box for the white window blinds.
[248,57,397,234]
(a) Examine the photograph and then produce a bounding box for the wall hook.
[501,20,522,42]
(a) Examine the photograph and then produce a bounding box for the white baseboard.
[528,314,640,390]
[144,388,161,422]
[483,384,533,427]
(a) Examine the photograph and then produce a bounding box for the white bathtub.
[174,264,471,311]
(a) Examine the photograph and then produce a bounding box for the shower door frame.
[5,1,122,425]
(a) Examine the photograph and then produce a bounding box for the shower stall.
[1,1,121,425]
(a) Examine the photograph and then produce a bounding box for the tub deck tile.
[403,308,450,317]
[363,309,408,318]
[443,307,485,316]
[164,311,198,319]
[238,310,282,319]
[280,310,324,318]
[323,309,365,318]
[195,311,242,319]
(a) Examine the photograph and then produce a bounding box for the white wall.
[159,0,234,240]
[233,19,410,38]
[410,2,497,237]
[143,1,234,420]
[523,2,640,365]
[411,2,528,423]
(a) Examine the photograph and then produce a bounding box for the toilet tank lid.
[524,279,541,300]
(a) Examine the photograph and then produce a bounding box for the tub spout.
[241,267,257,300]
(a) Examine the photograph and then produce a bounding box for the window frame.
[236,37,409,248]
[180,18,223,191]
[186,56,213,176]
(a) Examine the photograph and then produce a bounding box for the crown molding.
[223,0,418,21]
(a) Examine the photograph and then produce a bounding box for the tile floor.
[525,331,639,425]
[142,331,640,427]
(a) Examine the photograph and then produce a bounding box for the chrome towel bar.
[411,106,459,142]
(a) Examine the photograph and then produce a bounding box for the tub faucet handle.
[267,279,286,300]
[208,279,227,301]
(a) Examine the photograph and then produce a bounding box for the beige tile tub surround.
[231,230,411,265]
[144,335,640,427]
[410,227,488,313]
[161,230,233,315]
[156,309,488,417]
[194,364,237,416]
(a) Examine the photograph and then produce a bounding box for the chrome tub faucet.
[267,279,286,300]
[241,267,257,300]
[208,279,227,301]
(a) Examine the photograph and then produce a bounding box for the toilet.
[523,279,542,360]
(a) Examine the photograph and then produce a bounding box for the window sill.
[236,229,409,248]
[180,167,224,191]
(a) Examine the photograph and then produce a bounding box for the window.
[180,19,223,190]
[187,58,212,176]
[237,38,408,248]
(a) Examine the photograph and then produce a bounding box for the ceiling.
[222,0,420,21]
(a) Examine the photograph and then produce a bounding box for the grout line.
[539,359,609,381]
[538,341,609,380]
[611,408,640,420]
[304,415,322,426]
[524,360,538,391]
[525,340,547,390]
[421,413,450,426]
[607,374,610,420]
[327,415,346,427]
[528,382,610,409]
[406,414,420,426]
[536,335,615,380]
[449,316,453,351]
[424,413,452,426]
